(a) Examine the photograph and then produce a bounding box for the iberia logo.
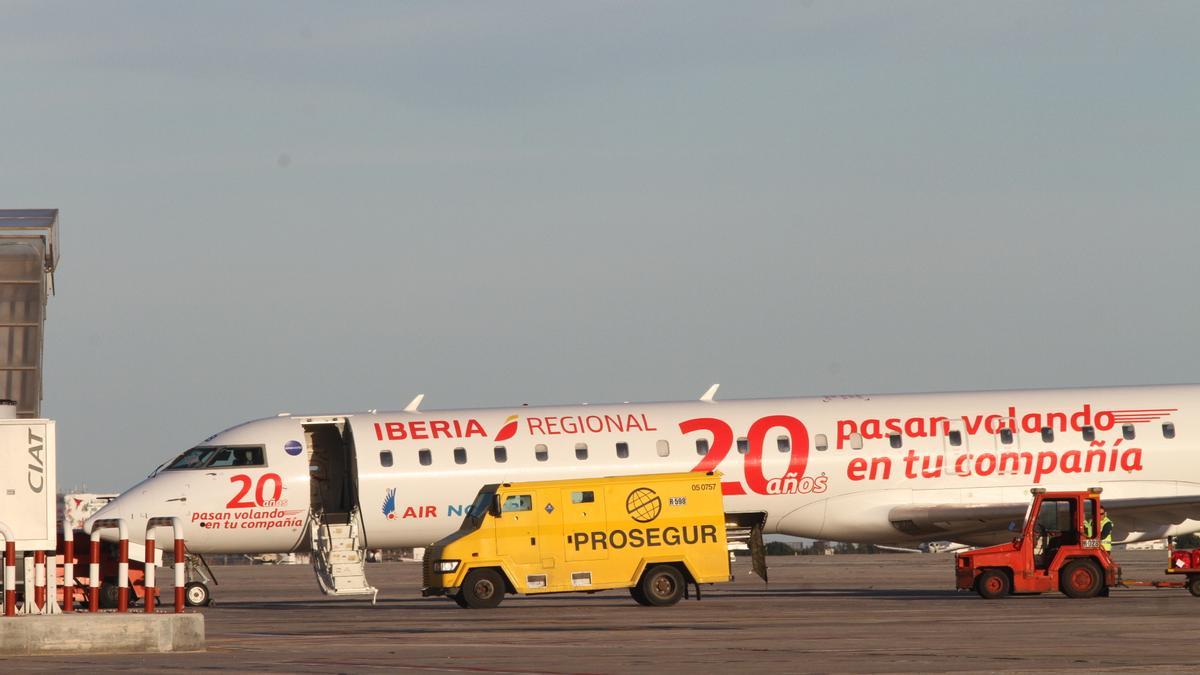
[382,488,397,520]
[494,415,519,442]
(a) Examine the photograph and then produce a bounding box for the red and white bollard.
[86,518,129,613]
[62,517,75,612]
[1,522,15,617]
[34,550,46,612]
[144,517,185,614]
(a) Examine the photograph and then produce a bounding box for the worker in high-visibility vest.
[1084,512,1114,552]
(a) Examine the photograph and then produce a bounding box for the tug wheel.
[976,569,1010,600]
[1187,576,1200,598]
[1061,559,1104,599]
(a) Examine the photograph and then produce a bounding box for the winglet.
[404,394,425,413]
[700,384,720,403]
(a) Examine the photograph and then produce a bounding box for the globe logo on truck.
[626,487,661,523]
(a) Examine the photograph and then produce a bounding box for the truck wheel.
[452,593,471,608]
[1060,559,1104,598]
[976,569,1010,599]
[184,581,212,607]
[1187,576,1200,598]
[639,565,685,607]
[461,569,505,609]
[629,585,652,606]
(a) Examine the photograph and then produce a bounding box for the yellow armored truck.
[422,472,734,608]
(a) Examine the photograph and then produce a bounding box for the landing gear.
[183,552,217,606]
[184,581,212,607]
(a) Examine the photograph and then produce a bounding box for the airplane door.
[494,491,540,567]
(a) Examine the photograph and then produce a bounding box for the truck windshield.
[463,490,496,531]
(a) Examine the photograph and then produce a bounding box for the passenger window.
[379,450,393,467]
[948,430,962,447]
[535,444,549,462]
[815,434,828,451]
[501,494,532,512]
[418,449,432,466]
[777,435,790,453]
[999,429,1014,445]
[1123,424,1136,440]
[1082,426,1095,442]
[1163,422,1176,439]
[850,433,863,450]
[494,445,507,463]
[616,442,629,459]
[656,440,670,457]
[696,438,710,455]
[888,433,902,449]
[571,491,594,504]
[737,437,749,454]
[453,447,467,465]
[1041,427,1054,443]
[575,443,588,460]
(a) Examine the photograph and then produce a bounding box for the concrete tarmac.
[10,550,1200,673]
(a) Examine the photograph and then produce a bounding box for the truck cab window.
[501,494,532,512]
[571,491,594,504]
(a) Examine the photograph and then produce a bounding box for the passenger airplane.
[87,384,1200,604]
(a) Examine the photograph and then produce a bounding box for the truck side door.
[563,488,608,563]
[494,492,540,568]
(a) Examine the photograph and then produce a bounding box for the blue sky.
[1,1,1197,491]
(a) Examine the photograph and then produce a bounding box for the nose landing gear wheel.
[184,581,212,607]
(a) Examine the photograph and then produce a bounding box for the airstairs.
[309,508,378,603]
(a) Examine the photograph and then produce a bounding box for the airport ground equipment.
[956,488,1118,599]
[423,471,741,608]
[956,488,1200,599]
[0,209,57,418]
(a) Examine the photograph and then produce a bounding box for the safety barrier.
[0,522,14,617]
[87,518,129,613]
[62,516,75,612]
[143,516,185,613]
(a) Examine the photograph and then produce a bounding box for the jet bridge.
[0,209,58,418]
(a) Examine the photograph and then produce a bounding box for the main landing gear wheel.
[976,570,1010,600]
[460,569,505,609]
[1060,559,1104,599]
[184,581,213,607]
[639,565,685,607]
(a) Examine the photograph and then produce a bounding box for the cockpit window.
[164,445,265,470]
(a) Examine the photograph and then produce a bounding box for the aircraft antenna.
[700,384,720,403]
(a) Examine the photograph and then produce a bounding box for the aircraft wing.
[889,494,1200,544]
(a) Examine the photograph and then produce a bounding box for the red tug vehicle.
[956,487,1200,599]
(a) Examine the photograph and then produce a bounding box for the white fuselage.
[90,384,1200,553]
